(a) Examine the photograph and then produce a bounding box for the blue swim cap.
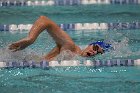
[89,41,112,52]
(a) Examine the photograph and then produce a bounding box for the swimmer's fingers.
[8,43,21,52]
[11,46,21,52]
[8,43,17,50]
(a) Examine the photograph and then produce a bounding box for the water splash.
[0,47,42,62]
[111,37,131,57]
[99,37,140,60]
[0,32,140,62]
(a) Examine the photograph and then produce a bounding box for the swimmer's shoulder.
[74,45,82,54]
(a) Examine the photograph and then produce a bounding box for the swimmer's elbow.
[39,15,47,19]
[39,16,50,23]
[39,15,53,28]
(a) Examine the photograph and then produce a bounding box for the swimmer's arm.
[9,16,48,51]
[9,16,75,51]
[9,16,53,51]
[43,46,60,62]
[28,16,74,46]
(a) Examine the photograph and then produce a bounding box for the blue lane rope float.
[0,0,140,7]
[0,22,140,32]
[0,59,140,69]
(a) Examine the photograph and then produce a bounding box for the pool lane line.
[0,59,140,68]
[0,22,140,32]
[0,0,140,7]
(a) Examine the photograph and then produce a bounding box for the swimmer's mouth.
[86,50,104,57]
[86,52,95,57]
[87,52,91,56]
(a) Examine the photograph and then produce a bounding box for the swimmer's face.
[81,44,104,57]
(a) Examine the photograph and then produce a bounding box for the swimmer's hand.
[9,38,33,52]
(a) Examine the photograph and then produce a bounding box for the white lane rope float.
[0,22,140,32]
[0,0,140,7]
[0,59,140,69]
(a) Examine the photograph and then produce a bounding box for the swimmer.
[9,16,111,62]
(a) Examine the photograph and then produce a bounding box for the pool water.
[0,66,140,93]
[0,4,140,93]
[0,5,140,24]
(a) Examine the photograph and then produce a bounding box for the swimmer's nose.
[86,51,97,56]
[91,51,97,56]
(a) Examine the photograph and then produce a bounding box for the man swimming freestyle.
[9,16,110,62]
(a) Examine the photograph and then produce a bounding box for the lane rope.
[0,0,140,7]
[0,22,140,32]
[0,59,140,68]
